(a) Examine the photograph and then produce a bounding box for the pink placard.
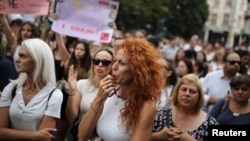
[0,0,49,15]
[52,0,119,43]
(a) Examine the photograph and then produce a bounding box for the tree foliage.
[165,0,209,40]
[114,0,167,32]
[114,0,209,40]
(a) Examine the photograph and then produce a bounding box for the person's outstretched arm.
[78,75,114,141]
[55,33,71,63]
[0,14,18,58]
[66,65,81,124]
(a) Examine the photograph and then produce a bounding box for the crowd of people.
[1,2,250,141]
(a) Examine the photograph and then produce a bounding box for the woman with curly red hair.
[77,38,164,141]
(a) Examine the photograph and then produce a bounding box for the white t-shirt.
[183,44,202,52]
[0,82,63,131]
[210,61,223,72]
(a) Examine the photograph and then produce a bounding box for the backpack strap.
[48,88,56,101]
[11,85,17,102]
[11,86,56,103]
[46,88,57,109]
[221,98,229,111]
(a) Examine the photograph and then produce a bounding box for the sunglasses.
[92,59,112,66]
[227,60,241,65]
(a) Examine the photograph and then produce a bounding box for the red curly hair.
[114,38,164,132]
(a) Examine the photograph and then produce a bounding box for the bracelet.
[67,93,76,96]
[90,103,98,113]
[68,90,78,96]
[68,93,76,96]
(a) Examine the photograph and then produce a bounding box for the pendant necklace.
[23,88,36,101]
[26,94,34,99]
[24,92,35,101]
[233,113,240,117]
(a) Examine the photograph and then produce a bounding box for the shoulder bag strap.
[46,88,57,109]
[11,85,17,102]
[48,88,56,101]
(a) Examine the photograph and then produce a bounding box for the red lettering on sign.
[100,32,110,41]
[99,0,110,6]
[61,23,65,28]
[70,26,96,35]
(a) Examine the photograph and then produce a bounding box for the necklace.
[231,101,250,117]
[233,113,240,117]
[23,92,36,101]
[114,89,127,105]
[22,87,37,101]
[115,96,124,105]
[25,93,34,99]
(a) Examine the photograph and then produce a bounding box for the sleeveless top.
[96,95,130,141]
[54,58,64,81]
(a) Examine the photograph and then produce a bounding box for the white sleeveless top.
[77,79,98,118]
[96,95,130,141]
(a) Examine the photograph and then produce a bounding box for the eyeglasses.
[92,59,112,66]
[227,60,241,65]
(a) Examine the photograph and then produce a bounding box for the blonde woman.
[0,38,63,141]
[67,48,114,141]
[210,47,225,72]
[152,74,219,141]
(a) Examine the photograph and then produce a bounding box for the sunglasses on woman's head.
[92,59,112,66]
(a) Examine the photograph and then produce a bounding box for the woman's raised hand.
[97,75,115,100]
[68,65,77,93]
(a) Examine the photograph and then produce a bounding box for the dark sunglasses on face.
[92,59,112,66]
[227,60,241,65]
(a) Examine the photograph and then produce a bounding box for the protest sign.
[52,0,119,43]
[0,0,49,15]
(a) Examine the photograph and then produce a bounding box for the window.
[225,0,231,8]
[238,16,242,28]
[211,14,217,26]
[213,0,220,8]
[222,14,230,27]
[240,0,245,10]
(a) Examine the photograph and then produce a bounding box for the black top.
[0,54,17,91]
[210,99,250,125]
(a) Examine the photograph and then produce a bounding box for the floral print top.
[153,108,219,141]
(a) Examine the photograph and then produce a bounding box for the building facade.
[204,0,248,47]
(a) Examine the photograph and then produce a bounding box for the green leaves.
[114,0,209,39]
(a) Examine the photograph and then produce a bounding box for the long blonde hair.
[12,38,56,88]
